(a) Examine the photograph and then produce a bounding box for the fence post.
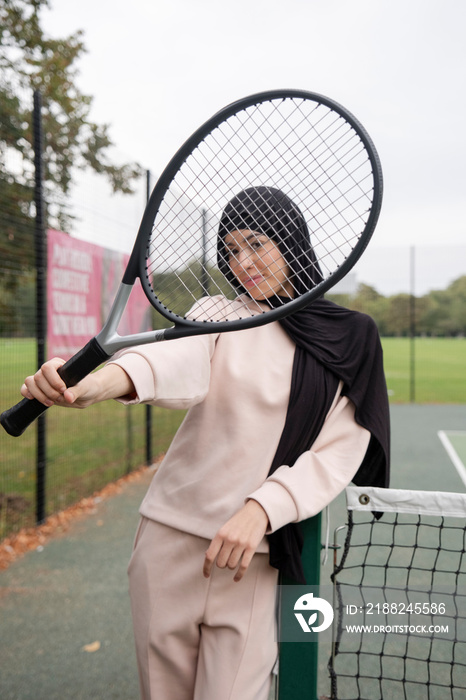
[145,169,153,466]
[33,90,47,524]
[200,208,209,296]
[409,246,416,403]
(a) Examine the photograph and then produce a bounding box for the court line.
[438,430,466,488]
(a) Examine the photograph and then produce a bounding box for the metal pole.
[409,246,416,403]
[126,407,133,474]
[200,208,209,296]
[33,90,47,524]
[145,170,153,465]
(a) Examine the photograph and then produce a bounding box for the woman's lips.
[242,275,263,288]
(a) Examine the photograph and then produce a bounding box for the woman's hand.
[203,500,269,583]
[21,358,134,409]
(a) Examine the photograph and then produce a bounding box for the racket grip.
[1,337,111,437]
[1,397,49,437]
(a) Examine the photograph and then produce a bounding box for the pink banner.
[47,229,151,361]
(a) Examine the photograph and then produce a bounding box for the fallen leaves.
[0,462,159,572]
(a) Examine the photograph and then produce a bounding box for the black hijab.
[217,186,323,295]
[218,187,390,583]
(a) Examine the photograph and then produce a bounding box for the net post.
[278,513,321,700]
[33,89,47,525]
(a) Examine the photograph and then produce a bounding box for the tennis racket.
[1,89,383,437]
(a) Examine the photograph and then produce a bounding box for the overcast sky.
[42,0,466,293]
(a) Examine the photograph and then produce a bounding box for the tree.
[0,0,141,279]
[351,284,390,334]
[327,277,466,338]
[418,276,466,336]
[327,283,390,335]
[444,276,466,336]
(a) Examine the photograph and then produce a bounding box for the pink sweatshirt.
[110,296,370,551]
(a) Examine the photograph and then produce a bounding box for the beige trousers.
[128,517,278,700]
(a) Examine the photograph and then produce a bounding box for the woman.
[21,187,390,700]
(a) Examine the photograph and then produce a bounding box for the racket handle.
[1,337,111,437]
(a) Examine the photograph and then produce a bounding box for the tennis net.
[329,486,466,700]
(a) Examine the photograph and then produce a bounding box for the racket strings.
[237,105,374,246]
[145,96,377,321]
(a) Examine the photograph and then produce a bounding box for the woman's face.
[224,229,294,301]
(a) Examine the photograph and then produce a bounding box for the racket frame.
[124,89,383,336]
[1,89,383,437]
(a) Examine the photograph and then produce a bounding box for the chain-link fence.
[0,86,185,539]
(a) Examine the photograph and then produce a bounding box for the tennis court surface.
[0,404,465,699]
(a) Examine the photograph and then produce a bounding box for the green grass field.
[381,337,465,403]
[0,336,464,537]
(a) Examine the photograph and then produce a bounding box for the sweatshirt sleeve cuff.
[108,352,156,404]
[247,478,299,533]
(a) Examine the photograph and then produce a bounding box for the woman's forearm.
[92,363,136,403]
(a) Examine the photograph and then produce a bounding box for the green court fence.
[1,89,465,540]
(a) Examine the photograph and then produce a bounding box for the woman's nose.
[237,247,256,268]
